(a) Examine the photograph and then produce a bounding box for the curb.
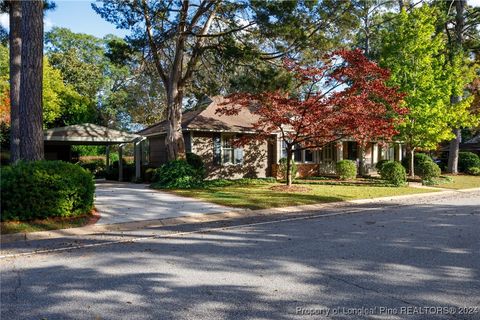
[1,187,479,244]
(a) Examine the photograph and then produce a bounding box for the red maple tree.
[217,49,407,186]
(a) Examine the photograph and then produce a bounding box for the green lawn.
[435,174,480,190]
[0,213,98,235]
[170,181,439,210]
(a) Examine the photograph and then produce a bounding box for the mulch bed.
[269,185,312,192]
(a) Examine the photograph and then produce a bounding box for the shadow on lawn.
[1,201,479,319]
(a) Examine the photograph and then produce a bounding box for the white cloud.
[0,13,8,30]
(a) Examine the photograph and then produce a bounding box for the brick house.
[138,96,405,179]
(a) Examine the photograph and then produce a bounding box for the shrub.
[466,166,480,176]
[459,152,480,173]
[380,161,407,186]
[186,152,206,179]
[375,159,389,172]
[151,160,203,189]
[336,160,357,180]
[143,167,157,182]
[77,158,106,178]
[401,153,433,176]
[278,157,297,181]
[417,160,441,185]
[1,161,95,221]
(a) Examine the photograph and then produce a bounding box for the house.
[138,96,405,179]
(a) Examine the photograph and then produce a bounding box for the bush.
[466,166,480,176]
[459,152,480,173]
[186,152,206,179]
[143,167,157,182]
[336,160,357,180]
[1,161,95,221]
[417,160,441,185]
[401,153,434,176]
[77,158,106,178]
[151,160,203,189]
[375,159,389,172]
[278,157,297,181]
[380,161,407,186]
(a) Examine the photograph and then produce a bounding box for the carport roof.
[44,123,142,145]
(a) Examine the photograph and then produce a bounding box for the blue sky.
[45,1,127,38]
[1,0,480,39]
[0,1,127,39]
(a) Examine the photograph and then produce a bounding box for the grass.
[435,174,480,190]
[0,213,98,235]
[169,179,439,210]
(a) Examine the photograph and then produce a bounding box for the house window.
[281,140,288,159]
[305,149,313,162]
[280,140,315,163]
[294,145,302,162]
[221,135,243,165]
[222,136,234,164]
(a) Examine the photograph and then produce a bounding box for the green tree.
[92,0,358,161]
[438,0,480,173]
[379,5,475,177]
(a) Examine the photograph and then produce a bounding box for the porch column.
[372,143,378,165]
[118,144,123,182]
[336,142,343,161]
[105,145,110,173]
[135,140,141,181]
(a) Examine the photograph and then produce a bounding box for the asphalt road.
[1,190,479,320]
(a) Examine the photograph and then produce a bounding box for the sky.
[1,0,480,39]
[0,1,127,39]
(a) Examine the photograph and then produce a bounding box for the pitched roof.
[44,123,142,145]
[138,96,259,136]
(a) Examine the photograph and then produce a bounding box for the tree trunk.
[286,148,293,187]
[447,128,461,174]
[19,0,44,161]
[165,86,186,161]
[9,0,21,163]
[409,147,415,179]
[447,0,465,174]
[358,145,366,176]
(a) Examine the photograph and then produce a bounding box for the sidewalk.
[2,187,479,245]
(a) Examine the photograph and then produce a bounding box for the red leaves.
[216,49,407,149]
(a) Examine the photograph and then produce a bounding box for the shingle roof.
[138,96,259,136]
[44,123,142,145]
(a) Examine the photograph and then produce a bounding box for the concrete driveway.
[94,182,232,225]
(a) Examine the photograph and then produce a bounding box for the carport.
[44,123,144,181]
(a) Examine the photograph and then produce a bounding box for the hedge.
[380,161,407,186]
[459,152,480,173]
[401,153,433,176]
[417,160,441,185]
[151,159,204,189]
[336,160,357,180]
[1,161,95,221]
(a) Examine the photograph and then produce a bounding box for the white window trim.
[221,134,242,166]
